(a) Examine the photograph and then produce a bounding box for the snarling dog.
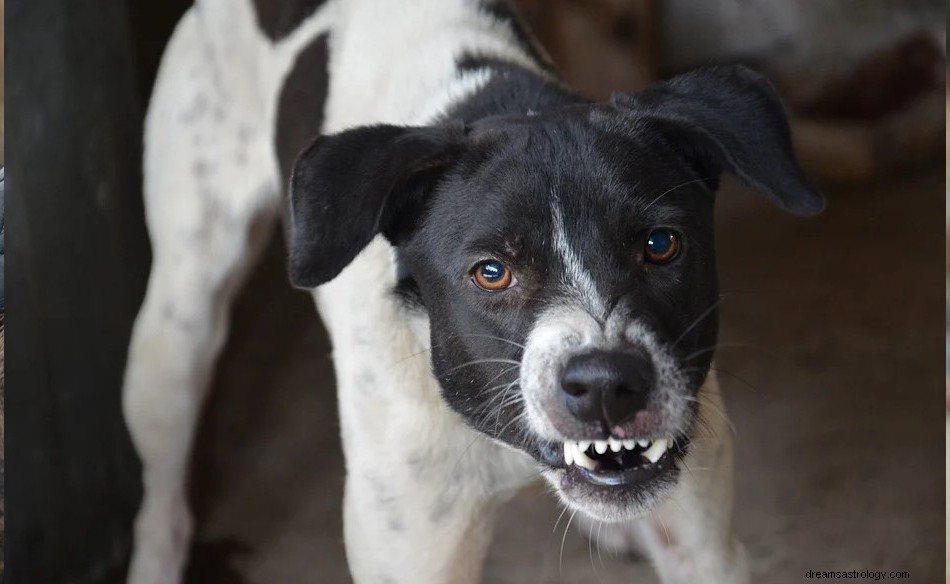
[122,0,823,582]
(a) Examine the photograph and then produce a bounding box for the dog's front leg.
[333,362,535,583]
[341,413,534,583]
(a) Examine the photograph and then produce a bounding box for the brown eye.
[472,260,514,291]
[644,229,681,264]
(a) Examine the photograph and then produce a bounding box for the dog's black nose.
[560,350,655,426]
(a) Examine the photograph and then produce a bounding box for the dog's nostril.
[560,350,655,425]
[560,375,593,398]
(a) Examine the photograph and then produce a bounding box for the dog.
[122,0,823,582]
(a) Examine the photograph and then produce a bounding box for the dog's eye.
[644,229,681,264]
[472,260,514,291]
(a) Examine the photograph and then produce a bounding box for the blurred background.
[6,0,946,582]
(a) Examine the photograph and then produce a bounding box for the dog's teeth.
[577,440,591,453]
[573,446,598,471]
[643,438,670,463]
[637,439,650,448]
[608,437,622,452]
[622,440,636,450]
[564,442,575,466]
[594,440,608,454]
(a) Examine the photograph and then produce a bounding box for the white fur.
[573,374,749,584]
[549,185,609,317]
[521,307,692,443]
[123,1,745,583]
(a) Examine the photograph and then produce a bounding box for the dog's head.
[288,66,822,521]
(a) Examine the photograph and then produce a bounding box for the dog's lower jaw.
[549,372,749,583]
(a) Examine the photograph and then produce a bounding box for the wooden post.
[6,0,157,580]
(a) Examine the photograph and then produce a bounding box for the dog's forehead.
[430,125,697,246]
[443,121,695,225]
[468,107,611,157]
[414,110,713,296]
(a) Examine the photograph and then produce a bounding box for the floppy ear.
[610,65,824,216]
[288,124,465,288]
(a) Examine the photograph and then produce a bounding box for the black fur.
[252,0,328,41]
[287,61,823,458]
[276,33,329,189]
[610,66,824,216]
[289,124,467,287]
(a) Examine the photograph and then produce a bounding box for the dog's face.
[289,66,823,521]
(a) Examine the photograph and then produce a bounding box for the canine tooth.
[622,440,636,450]
[574,447,598,471]
[643,438,669,463]
[577,440,591,453]
[564,442,575,466]
[608,437,622,452]
[637,439,650,448]
[594,440,608,454]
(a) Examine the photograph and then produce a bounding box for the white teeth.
[642,438,671,464]
[573,446,598,471]
[566,437,674,468]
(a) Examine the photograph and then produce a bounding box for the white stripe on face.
[550,185,608,318]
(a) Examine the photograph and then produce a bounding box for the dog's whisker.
[479,376,520,400]
[494,410,528,440]
[391,346,433,366]
[479,379,518,408]
[392,334,524,367]
[679,394,737,438]
[560,509,579,577]
[449,434,487,478]
[487,399,525,429]
[491,397,524,430]
[673,296,725,347]
[709,366,762,394]
[596,519,607,569]
[588,516,603,584]
[682,341,778,363]
[678,456,704,482]
[641,176,716,212]
[656,515,673,551]
[474,382,521,428]
[444,357,522,374]
[552,503,570,534]
[452,333,526,350]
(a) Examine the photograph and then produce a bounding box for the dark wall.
[6,0,188,581]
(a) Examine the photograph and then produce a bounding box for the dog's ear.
[610,65,824,216]
[288,124,465,288]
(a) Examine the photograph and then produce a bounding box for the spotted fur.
[123,1,821,583]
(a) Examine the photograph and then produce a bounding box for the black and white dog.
[122,0,823,582]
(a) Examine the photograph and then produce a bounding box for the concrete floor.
[185,170,945,583]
